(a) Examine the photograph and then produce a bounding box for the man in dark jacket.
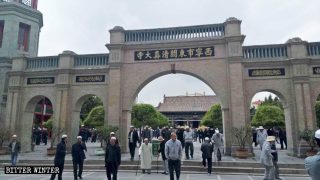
[201,137,214,175]
[50,134,67,180]
[72,136,87,180]
[158,136,168,175]
[176,126,185,149]
[142,126,152,141]
[105,137,121,180]
[128,126,140,161]
[8,134,21,166]
[42,128,48,145]
[161,127,171,142]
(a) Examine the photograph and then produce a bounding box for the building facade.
[1,1,320,157]
[157,94,220,127]
[0,0,42,123]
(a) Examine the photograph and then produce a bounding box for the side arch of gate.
[245,79,298,154]
[20,91,56,152]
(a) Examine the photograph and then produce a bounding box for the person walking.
[211,128,224,161]
[50,134,68,180]
[165,132,182,180]
[257,126,268,150]
[8,134,21,166]
[42,128,48,145]
[201,137,213,175]
[128,125,140,161]
[183,126,194,159]
[105,137,121,180]
[252,127,258,147]
[107,132,119,146]
[139,138,153,174]
[161,127,171,142]
[260,136,275,180]
[278,128,287,150]
[271,138,282,180]
[158,136,168,175]
[176,126,185,149]
[305,129,320,180]
[142,126,152,141]
[71,136,87,180]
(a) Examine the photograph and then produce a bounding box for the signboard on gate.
[27,77,55,85]
[134,46,215,61]
[248,68,285,77]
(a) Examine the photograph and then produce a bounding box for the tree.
[200,104,222,129]
[252,105,285,128]
[80,96,103,121]
[315,101,320,128]
[250,106,256,121]
[131,104,169,129]
[261,94,283,110]
[83,105,105,127]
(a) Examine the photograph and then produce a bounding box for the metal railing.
[307,42,320,56]
[243,45,288,59]
[26,56,59,70]
[124,24,225,43]
[74,54,108,67]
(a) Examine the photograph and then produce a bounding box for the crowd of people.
[7,124,320,180]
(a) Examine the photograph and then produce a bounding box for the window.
[0,21,4,48]
[18,23,30,51]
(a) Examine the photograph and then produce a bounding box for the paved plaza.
[0,140,310,180]
[0,171,310,180]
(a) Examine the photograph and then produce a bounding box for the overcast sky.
[37,0,320,106]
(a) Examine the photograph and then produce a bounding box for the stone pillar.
[5,57,26,150]
[120,110,131,152]
[222,107,232,155]
[5,57,25,130]
[0,58,11,125]
[224,17,249,155]
[106,26,127,151]
[55,51,73,147]
[286,37,314,156]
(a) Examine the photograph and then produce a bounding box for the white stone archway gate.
[5,18,320,156]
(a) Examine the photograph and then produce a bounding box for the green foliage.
[49,126,64,149]
[261,94,283,110]
[83,106,105,127]
[96,125,119,143]
[80,96,103,121]
[131,104,169,129]
[250,106,256,121]
[252,105,285,128]
[316,101,320,128]
[232,125,252,149]
[300,129,316,150]
[156,112,169,128]
[44,118,53,130]
[201,104,222,129]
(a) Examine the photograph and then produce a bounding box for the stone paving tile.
[0,172,310,180]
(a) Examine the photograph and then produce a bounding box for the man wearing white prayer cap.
[50,134,68,180]
[105,136,121,180]
[71,135,87,179]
